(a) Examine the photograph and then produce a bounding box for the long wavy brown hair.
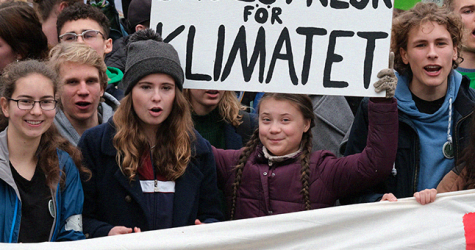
[229,93,315,219]
[184,90,245,127]
[0,60,90,190]
[113,87,194,182]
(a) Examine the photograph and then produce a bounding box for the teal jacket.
[0,129,85,242]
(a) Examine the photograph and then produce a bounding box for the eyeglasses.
[59,30,104,42]
[8,98,58,111]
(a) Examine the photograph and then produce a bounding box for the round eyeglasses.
[8,98,58,111]
[59,30,104,42]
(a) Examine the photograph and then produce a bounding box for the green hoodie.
[106,66,123,86]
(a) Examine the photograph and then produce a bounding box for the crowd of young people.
[0,0,474,244]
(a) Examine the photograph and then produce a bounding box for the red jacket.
[213,98,398,220]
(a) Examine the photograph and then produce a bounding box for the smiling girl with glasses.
[0,60,90,243]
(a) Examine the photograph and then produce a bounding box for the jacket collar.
[453,75,475,118]
[100,119,119,157]
[107,123,205,228]
[0,129,19,199]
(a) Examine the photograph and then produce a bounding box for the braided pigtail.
[230,128,260,220]
[299,130,313,211]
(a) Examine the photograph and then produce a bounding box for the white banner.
[150,0,394,97]
[4,189,475,249]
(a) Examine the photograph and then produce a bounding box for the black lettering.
[255,8,269,24]
[350,0,369,9]
[296,27,327,85]
[186,26,212,81]
[214,25,225,81]
[221,26,266,83]
[330,0,349,9]
[243,6,254,22]
[266,27,298,85]
[373,0,392,8]
[324,30,354,88]
[156,23,186,43]
[271,7,283,24]
[357,31,388,89]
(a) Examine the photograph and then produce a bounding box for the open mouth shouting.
[424,65,442,76]
[75,101,92,110]
[149,107,163,116]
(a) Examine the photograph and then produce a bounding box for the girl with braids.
[78,29,223,238]
[214,84,398,219]
[0,60,88,242]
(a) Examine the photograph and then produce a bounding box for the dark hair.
[0,2,49,61]
[56,2,110,40]
[33,0,81,22]
[0,60,90,189]
[229,93,315,219]
[391,2,463,78]
[459,111,475,189]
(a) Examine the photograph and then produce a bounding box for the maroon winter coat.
[213,98,398,220]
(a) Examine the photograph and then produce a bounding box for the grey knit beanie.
[120,29,184,95]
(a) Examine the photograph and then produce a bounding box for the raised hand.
[374,52,397,98]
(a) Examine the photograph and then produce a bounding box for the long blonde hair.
[112,87,194,181]
[184,90,245,127]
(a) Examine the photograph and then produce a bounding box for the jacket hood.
[395,70,462,122]
[55,93,119,147]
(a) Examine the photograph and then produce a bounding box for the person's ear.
[135,24,147,32]
[303,119,311,133]
[58,1,68,12]
[1,97,10,118]
[104,38,113,55]
[452,45,458,62]
[400,47,409,65]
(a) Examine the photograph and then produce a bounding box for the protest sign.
[150,0,394,97]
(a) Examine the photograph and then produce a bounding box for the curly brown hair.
[391,2,463,78]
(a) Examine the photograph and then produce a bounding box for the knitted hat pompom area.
[120,29,185,95]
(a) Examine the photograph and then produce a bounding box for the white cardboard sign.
[150,0,394,97]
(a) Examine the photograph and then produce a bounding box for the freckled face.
[258,98,310,156]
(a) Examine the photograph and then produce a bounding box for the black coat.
[78,120,224,238]
[342,76,475,203]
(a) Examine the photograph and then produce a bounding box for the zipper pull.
[154,179,159,192]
